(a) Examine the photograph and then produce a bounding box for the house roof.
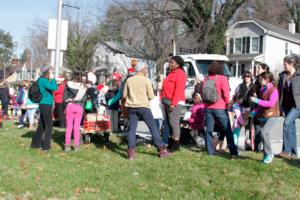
[100,41,146,59]
[0,64,22,82]
[228,53,263,61]
[228,19,300,43]
[253,19,300,41]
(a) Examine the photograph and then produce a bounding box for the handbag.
[161,97,171,106]
[85,100,93,111]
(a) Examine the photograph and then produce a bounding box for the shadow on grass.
[282,157,300,168]
[21,128,66,150]
[87,134,128,158]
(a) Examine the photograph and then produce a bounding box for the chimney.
[289,20,296,34]
[11,55,18,65]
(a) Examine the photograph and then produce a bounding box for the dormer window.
[251,37,259,53]
[234,38,242,53]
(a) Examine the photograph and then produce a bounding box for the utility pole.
[55,0,63,79]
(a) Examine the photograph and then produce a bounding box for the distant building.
[0,55,38,85]
[225,19,300,77]
[92,41,157,83]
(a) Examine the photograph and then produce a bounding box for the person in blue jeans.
[122,63,170,160]
[203,61,238,156]
[278,55,300,158]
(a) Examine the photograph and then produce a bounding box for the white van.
[164,54,242,103]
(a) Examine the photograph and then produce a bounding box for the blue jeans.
[282,107,300,155]
[205,109,238,156]
[128,107,165,149]
[162,119,171,145]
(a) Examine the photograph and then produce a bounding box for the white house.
[0,56,38,85]
[92,41,157,83]
[225,19,300,77]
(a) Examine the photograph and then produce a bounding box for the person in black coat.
[0,81,11,119]
[235,71,254,108]
[105,79,121,133]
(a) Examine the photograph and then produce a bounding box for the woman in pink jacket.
[203,61,238,156]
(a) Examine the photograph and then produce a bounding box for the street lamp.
[54,0,79,79]
[54,0,63,79]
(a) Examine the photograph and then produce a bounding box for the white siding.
[264,35,300,74]
[93,44,157,81]
[227,23,264,38]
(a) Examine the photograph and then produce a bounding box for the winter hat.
[171,56,185,67]
[127,67,136,76]
[40,66,52,75]
[56,75,65,82]
[135,62,146,72]
[96,84,104,91]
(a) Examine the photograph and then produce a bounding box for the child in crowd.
[10,89,19,122]
[188,93,205,147]
[231,93,246,146]
[250,72,279,164]
[24,82,39,130]
[17,81,28,128]
[150,95,164,133]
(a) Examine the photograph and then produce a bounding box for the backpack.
[28,79,42,103]
[201,76,220,103]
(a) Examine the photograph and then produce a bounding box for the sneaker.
[17,124,24,129]
[263,154,274,164]
[64,145,71,152]
[74,146,80,152]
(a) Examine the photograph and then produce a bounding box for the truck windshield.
[195,60,233,77]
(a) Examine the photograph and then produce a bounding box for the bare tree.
[236,0,289,29]
[26,19,49,67]
[286,0,300,32]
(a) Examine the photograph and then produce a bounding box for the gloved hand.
[249,111,256,118]
[250,96,259,104]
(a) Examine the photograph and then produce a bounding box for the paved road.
[136,118,300,158]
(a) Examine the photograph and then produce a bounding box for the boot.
[127,148,136,160]
[170,140,180,152]
[168,138,173,149]
[159,146,171,158]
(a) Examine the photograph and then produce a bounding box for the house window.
[251,37,259,53]
[16,71,20,81]
[234,38,242,53]
[229,38,234,54]
[242,37,250,54]
[285,42,289,55]
[259,36,263,53]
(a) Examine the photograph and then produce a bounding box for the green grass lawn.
[0,121,300,200]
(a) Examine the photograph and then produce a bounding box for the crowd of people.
[0,54,299,163]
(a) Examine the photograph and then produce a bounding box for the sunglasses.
[243,75,251,78]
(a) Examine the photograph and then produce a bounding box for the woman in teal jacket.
[31,66,57,151]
